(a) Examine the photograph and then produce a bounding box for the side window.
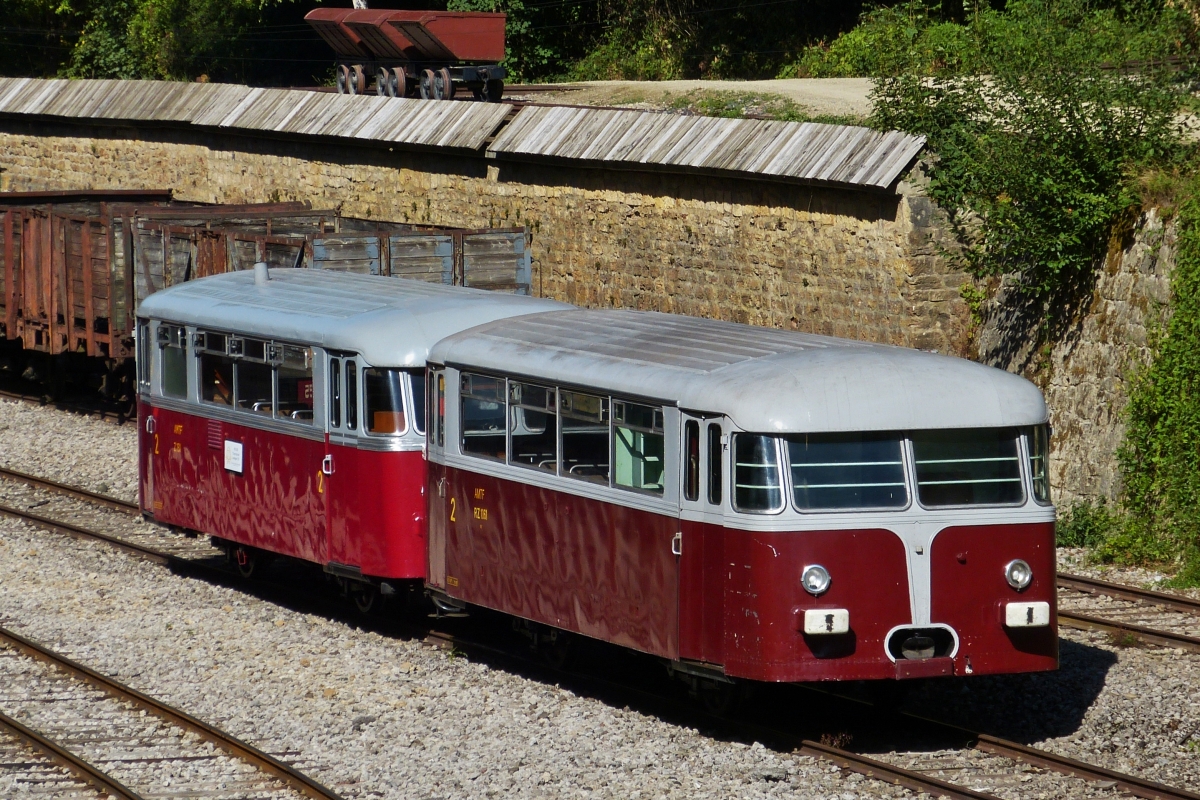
[733,433,783,513]
[345,361,358,431]
[364,368,406,434]
[328,358,341,428]
[233,338,272,414]
[613,400,663,494]
[198,332,234,406]
[561,391,609,484]
[137,320,152,393]
[683,420,699,501]
[707,423,723,505]
[410,371,427,435]
[435,371,445,448]
[1028,424,1051,504]
[158,324,188,399]
[509,382,557,473]
[275,345,313,423]
[461,373,506,459]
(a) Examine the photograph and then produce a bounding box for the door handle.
[145,416,156,434]
[321,455,333,475]
[672,532,682,556]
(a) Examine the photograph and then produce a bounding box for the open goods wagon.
[305,8,507,101]
[0,189,531,380]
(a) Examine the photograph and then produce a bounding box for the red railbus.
[425,309,1057,686]
[135,267,566,608]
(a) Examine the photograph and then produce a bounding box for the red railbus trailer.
[135,268,566,606]
[425,309,1057,685]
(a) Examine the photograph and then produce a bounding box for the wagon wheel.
[349,65,366,95]
[232,545,261,579]
[481,79,504,103]
[540,629,574,670]
[376,67,391,96]
[350,583,379,614]
[419,69,436,100]
[336,65,350,95]
[698,678,742,716]
[436,67,455,100]
[392,68,408,98]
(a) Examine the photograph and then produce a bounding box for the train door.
[678,412,727,663]
[426,366,448,589]
[324,351,362,570]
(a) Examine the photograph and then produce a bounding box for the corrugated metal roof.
[430,309,1047,433]
[0,77,926,188]
[487,105,925,189]
[0,77,511,152]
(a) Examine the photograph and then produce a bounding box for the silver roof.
[137,270,570,367]
[486,106,926,189]
[0,78,513,152]
[0,77,925,189]
[429,310,1048,433]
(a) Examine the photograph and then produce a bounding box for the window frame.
[784,431,911,514]
[730,432,786,515]
[910,427,1027,510]
[191,328,313,425]
[459,371,508,462]
[706,422,723,506]
[506,380,558,475]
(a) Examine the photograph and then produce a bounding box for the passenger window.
[707,423,722,505]
[410,371,426,435]
[159,325,188,399]
[345,361,358,431]
[1028,425,1051,504]
[364,368,406,434]
[561,391,609,484]
[329,359,341,427]
[435,371,445,448]
[733,434,783,513]
[236,360,273,414]
[276,345,314,423]
[509,382,556,473]
[786,433,906,510]
[913,428,1023,506]
[200,352,234,405]
[683,420,699,501]
[613,401,662,494]
[461,373,506,459]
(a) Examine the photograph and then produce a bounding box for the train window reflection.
[365,368,406,435]
[410,371,426,435]
[733,434,783,513]
[461,373,506,460]
[561,391,609,484]
[614,400,663,494]
[707,423,723,505]
[1028,425,1051,504]
[786,433,907,511]
[277,362,314,423]
[509,382,556,473]
[345,361,358,431]
[913,429,1023,506]
[201,353,234,405]
[236,361,273,415]
[160,325,187,399]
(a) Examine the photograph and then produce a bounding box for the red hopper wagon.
[306,8,507,101]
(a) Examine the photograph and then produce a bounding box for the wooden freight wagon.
[0,190,533,363]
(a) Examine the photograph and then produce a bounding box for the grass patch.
[666,90,867,126]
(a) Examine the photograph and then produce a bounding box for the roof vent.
[253,261,270,286]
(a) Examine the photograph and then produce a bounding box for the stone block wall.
[0,121,972,356]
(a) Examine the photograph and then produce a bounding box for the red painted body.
[431,461,1057,681]
[139,401,427,580]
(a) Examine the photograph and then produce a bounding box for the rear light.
[801,564,831,596]
[1004,559,1032,591]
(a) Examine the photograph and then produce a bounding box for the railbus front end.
[424,309,1057,685]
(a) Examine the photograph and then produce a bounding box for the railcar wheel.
[376,67,391,96]
[698,678,742,716]
[351,583,379,615]
[481,79,504,103]
[435,68,454,100]
[232,545,262,579]
[349,65,366,95]
[392,68,408,98]
[540,630,574,670]
[336,65,350,95]
[419,69,436,100]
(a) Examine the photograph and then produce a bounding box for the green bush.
[1056,500,1120,548]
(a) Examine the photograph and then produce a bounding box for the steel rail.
[1058,610,1200,653]
[795,739,1001,800]
[0,625,344,800]
[0,466,139,514]
[0,707,146,800]
[973,734,1200,800]
[1058,572,1200,616]
[0,501,169,564]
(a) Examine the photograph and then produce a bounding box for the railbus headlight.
[801,564,831,596]
[1004,559,1033,591]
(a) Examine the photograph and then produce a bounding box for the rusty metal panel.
[487,106,926,190]
[462,231,531,295]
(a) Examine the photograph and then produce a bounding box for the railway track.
[3,468,1199,800]
[0,624,343,800]
[1058,572,1200,652]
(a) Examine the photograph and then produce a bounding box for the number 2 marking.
[316,470,324,494]
[449,497,456,522]
[153,434,159,455]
